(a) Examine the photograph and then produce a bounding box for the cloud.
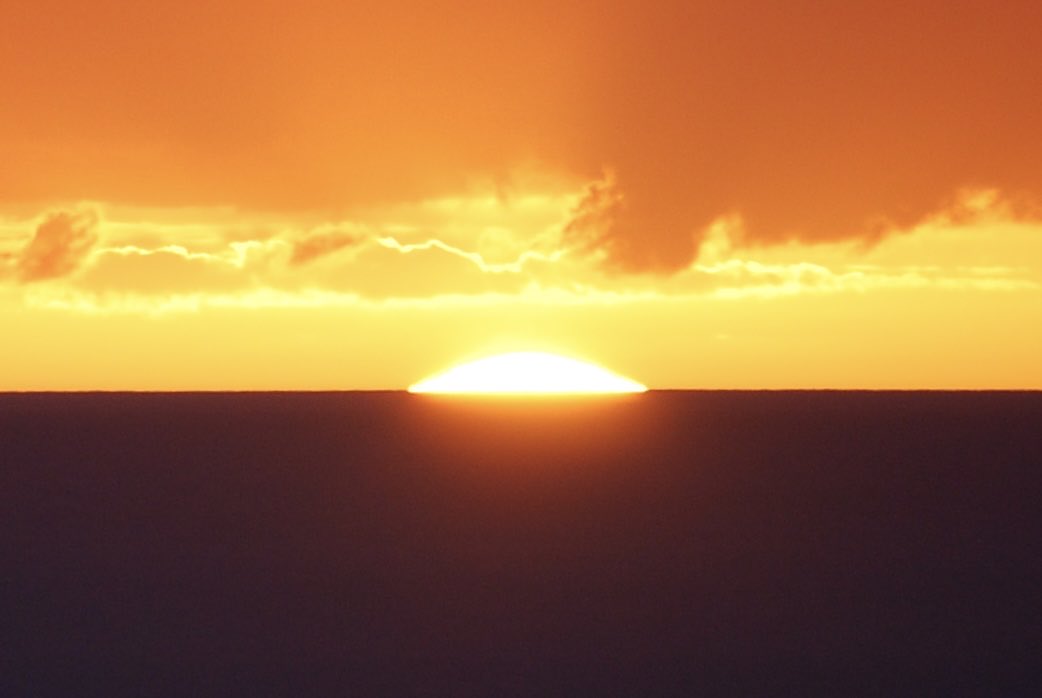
[564,4,1042,271]
[288,228,364,266]
[280,236,537,300]
[9,3,1042,273]
[75,246,251,295]
[9,192,1039,310]
[15,209,100,282]
[561,172,628,268]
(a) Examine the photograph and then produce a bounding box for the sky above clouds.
[1,1,1041,388]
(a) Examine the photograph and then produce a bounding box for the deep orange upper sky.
[2,1,1040,389]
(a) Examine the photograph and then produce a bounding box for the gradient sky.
[2,1,1040,389]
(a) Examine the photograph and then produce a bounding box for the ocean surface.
[2,391,1040,695]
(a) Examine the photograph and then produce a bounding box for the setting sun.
[408,352,647,395]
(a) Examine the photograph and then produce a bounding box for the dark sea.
[2,391,1040,696]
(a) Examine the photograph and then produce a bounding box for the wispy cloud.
[3,192,1040,313]
[373,235,563,274]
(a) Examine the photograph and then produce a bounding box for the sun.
[408,351,647,395]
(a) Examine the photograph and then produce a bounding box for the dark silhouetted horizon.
[2,391,1040,695]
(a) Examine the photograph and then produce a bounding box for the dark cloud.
[16,210,100,282]
[562,173,628,269]
[289,229,364,266]
[5,2,1042,273]
[564,2,1042,271]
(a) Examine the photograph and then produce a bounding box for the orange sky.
[2,1,1041,389]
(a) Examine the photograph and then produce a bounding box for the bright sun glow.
[408,351,648,394]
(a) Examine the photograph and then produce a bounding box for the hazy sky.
[2,1,1040,388]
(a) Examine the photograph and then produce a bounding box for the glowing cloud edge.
[408,351,647,394]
